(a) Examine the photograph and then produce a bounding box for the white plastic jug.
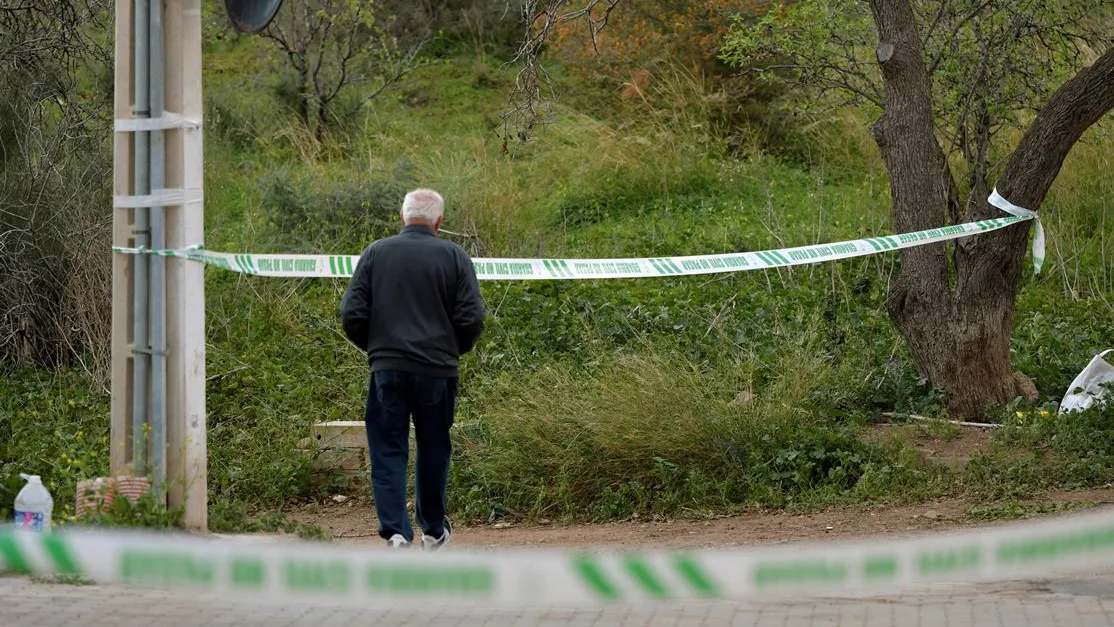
[14,474,54,533]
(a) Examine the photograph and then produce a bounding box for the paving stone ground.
[5,574,1114,626]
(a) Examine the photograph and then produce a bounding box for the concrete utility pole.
[111,0,207,531]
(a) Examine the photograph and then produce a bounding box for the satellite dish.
[224,0,284,34]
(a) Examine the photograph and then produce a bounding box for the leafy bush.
[260,165,418,252]
[965,400,1114,500]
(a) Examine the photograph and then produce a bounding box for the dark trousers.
[365,370,457,542]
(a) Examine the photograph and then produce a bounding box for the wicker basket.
[74,476,153,518]
[114,476,152,503]
[74,477,116,517]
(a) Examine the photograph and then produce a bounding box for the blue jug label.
[15,510,44,532]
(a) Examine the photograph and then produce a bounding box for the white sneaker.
[387,533,411,549]
[421,519,452,552]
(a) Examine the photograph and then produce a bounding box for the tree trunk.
[868,0,1114,417]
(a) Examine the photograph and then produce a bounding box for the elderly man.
[340,188,486,550]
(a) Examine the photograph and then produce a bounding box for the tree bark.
[867,0,959,408]
[868,0,1114,417]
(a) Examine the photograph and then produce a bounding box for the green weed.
[964,401,1114,501]
[31,574,96,586]
[964,500,1094,522]
[0,368,109,523]
[76,493,183,529]
[449,346,944,521]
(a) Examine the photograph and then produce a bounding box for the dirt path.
[285,487,1114,549]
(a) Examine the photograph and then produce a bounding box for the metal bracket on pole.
[115,112,202,132]
[114,189,203,208]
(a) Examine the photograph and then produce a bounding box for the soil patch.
[283,487,1114,549]
[861,422,994,469]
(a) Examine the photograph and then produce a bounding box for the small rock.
[729,391,755,407]
[493,522,512,529]
[331,495,348,504]
[924,510,942,520]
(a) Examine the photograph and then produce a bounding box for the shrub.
[259,164,419,252]
[450,348,933,521]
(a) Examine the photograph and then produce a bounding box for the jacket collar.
[401,224,436,236]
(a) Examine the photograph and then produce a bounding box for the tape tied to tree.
[988,188,1045,274]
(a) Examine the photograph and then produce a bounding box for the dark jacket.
[340,225,486,377]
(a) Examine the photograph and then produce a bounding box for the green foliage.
[188,46,1114,524]
[260,164,417,252]
[4,24,1114,532]
[0,474,21,522]
[1011,295,1114,399]
[209,502,328,539]
[0,369,110,524]
[722,0,1114,121]
[722,0,1114,199]
[261,0,405,134]
[720,0,877,112]
[964,401,1114,500]
[204,270,365,520]
[32,574,95,586]
[450,348,949,521]
[552,164,720,228]
[77,494,183,529]
[964,500,1092,521]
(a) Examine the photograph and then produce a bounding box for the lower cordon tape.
[2,506,1113,607]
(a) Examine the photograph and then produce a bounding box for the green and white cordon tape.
[113,190,1045,278]
[2,506,1113,606]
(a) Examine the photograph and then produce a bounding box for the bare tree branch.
[262,0,419,135]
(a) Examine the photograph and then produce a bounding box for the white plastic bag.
[1059,349,1114,415]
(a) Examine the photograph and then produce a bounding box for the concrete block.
[310,421,367,450]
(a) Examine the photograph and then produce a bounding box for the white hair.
[401,188,444,223]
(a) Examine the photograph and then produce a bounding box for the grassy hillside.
[2,27,1113,530]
